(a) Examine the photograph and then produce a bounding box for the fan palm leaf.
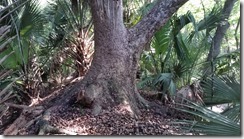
[152,21,172,55]
[187,4,224,41]
[18,0,46,37]
[201,75,240,106]
[196,5,223,32]
[0,0,46,70]
[173,75,240,135]
[0,0,30,126]
[137,73,176,96]
[174,100,240,135]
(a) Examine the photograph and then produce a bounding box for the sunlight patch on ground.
[115,104,133,115]
[207,104,229,113]
[64,126,88,135]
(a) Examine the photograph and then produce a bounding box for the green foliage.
[138,73,176,95]
[123,0,157,27]
[173,75,240,135]
[138,4,240,128]
[139,0,239,83]
[201,75,240,106]
[174,101,240,135]
[195,5,223,32]
[42,0,93,78]
[216,50,240,76]
[0,0,46,71]
[138,11,201,91]
[0,0,29,121]
[18,0,46,37]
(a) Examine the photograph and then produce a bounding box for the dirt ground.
[1,82,194,135]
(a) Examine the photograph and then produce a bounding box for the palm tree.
[0,0,47,130]
[43,0,94,80]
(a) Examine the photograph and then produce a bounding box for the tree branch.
[207,0,237,61]
[128,0,188,51]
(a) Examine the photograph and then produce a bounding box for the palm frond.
[137,72,176,98]
[216,49,240,58]
[16,0,46,37]
[200,75,240,106]
[170,12,196,63]
[153,73,175,94]
[174,33,190,62]
[0,0,28,23]
[172,62,189,79]
[123,0,156,26]
[173,100,240,135]
[137,75,155,89]
[0,51,14,65]
[196,5,223,32]
[0,1,31,120]
[152,21,172,55]
[0,36,15,53]
[221,103,240,123]
[139,0,157,16]
[0,76,21,98]
[172,11,196,34]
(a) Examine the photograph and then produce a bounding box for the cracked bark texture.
[79,0,188,116]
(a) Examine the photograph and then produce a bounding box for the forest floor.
[1,80,195,135]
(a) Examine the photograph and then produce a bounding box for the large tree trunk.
[3,0,189,135]
[78,0,188,116]
[79,0,142,116]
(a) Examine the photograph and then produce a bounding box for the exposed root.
[3,106,44,135]
[38,123,78,135]
[37,110,78,135]
[3,81,83,135]
[3,78,170,135]
[135,91,149,108]
[137,90,167,116]
[75,80,150,118]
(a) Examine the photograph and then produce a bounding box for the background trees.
[0,0,240,135]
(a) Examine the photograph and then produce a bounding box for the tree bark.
[207,0,237,61]
[78,0,188,116]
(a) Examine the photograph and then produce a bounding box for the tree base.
[75,78,149,117]
[3,78,167,135]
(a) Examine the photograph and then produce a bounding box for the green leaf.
[0,77,21,98]
[201,75,240,105]
[173,100,240,135]
[20,25,32,36]
[0,51,14,65]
